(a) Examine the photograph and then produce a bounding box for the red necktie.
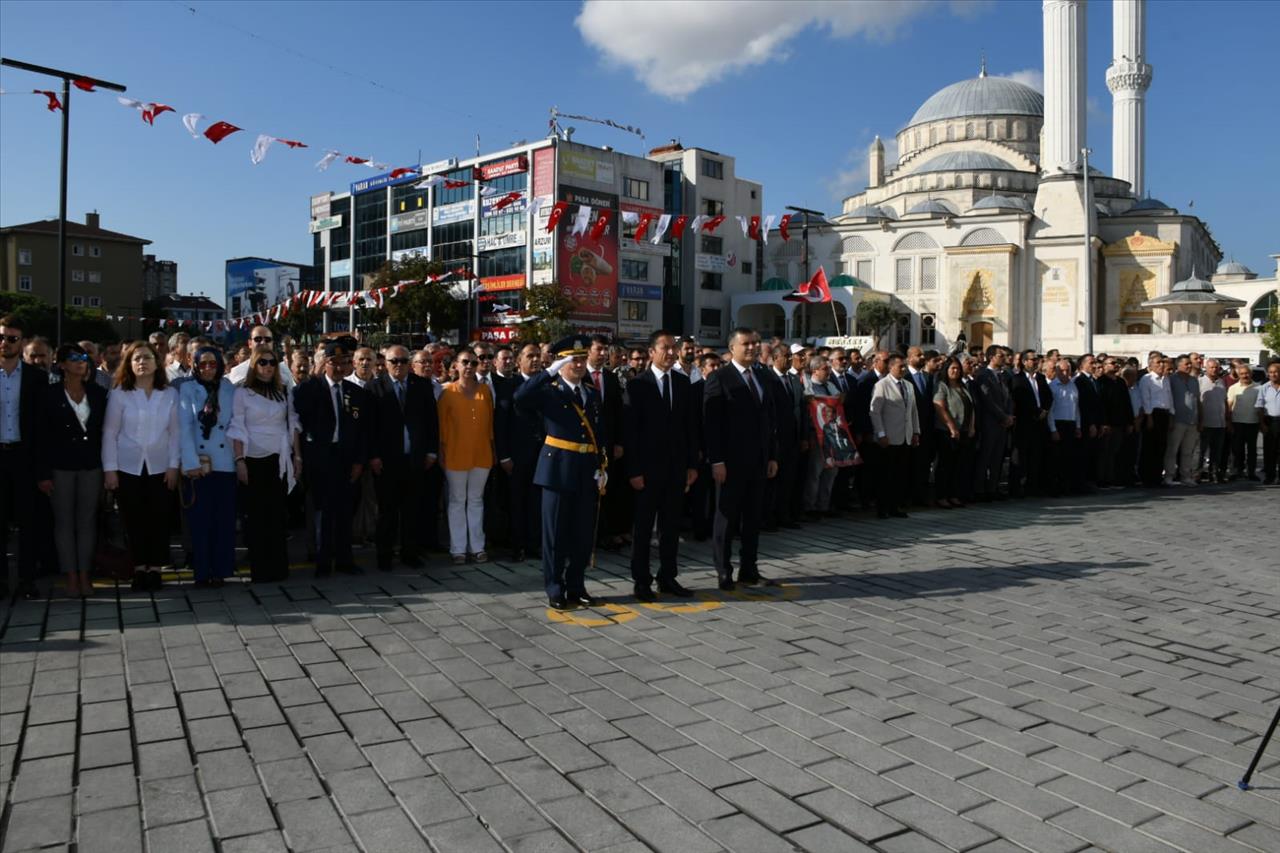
[593,370,603,397]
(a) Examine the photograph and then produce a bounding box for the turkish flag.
[670,215,689,239]
[779,214,792,242]
[493,191,521,211]
[345,155,369,165]
[389,167,416,179]
[72,78,96,92]
[277,138,307,149]
[748,215,761,240]
[34,90,62,111]
[783,267,833,303]
[142,104,174,125]
[203,121,241,144]
[633,213,655,242]
[702,215,726,234]
[588,210,612,242]
[443,179,468,189]
[544,201,569,232]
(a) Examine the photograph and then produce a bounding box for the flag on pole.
[588,210,612,241]
[670,215,689,239]
[783,267,833,303]
[203,121,241,144]
[633,213,655,242]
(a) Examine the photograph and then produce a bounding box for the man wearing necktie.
[869,354,920,519]
[763,345,805,529]
[906,347,937,506]
[367,345,438,571]
[702,328,778,590]
[587,335,627,551]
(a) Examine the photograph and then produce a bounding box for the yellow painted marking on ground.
[638,592,723,613]
[546,602,640,627]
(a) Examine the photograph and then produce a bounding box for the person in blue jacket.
[514,336,609,610]
[178,346,238,587]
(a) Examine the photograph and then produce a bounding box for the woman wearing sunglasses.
[437,351,495,564]
[177,346,238,588]
[228,346,300,583]
[36,344,109,597]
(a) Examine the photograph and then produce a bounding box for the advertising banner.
[389,209,431,233]
[558,186,618,324]
[471,326,519,343]
[475,156,528,181]
[433,199,475,226]
[477,230,527,252]
[559,149,615,186]
[532,147,555,198]
[695,253,731,273]
[620,202,665,254]
[619,282,662,300]
[815,335,874,353]
[531,193,555,285]
[421,157,457,175]
[350,165,421,195]
[310,214,343,233]
[481,192,528,218]
[226,259,301,318]
[330,258,352,278]
[310,192,333,219]
[478,274,525,293]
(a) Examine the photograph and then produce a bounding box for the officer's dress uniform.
[514,365,607,605]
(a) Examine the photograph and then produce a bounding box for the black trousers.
[508,460,542,552]
[310,447,355,572]
[911,433,935,504]
[1140,409,1170,485]
[1011,425,1046,495]
[0,448,38,582]
[116,470,172,568]
[1231,422,1259,476]
[374,456,423,563]
[630,470,684,587]
[973,425,1007,496]
[1050,421,1080,494]
[934,433,972,501]
[856,439,879,507]
[244,456,289,582]
[712,475,764,582]
[876,444,911,515]
[1261,419,1279,481]
[765,446,799,526]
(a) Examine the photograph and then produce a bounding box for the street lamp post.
[1,58,126,343]
[785,205,827,339]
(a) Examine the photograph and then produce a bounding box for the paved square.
[2,485,1278,852]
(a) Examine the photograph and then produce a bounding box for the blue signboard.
[350,165,422,195]
[619,283,662,300]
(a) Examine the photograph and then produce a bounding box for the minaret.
[868,136,884,188]
[1040,0,1087,175]
[1106,0,1152,196]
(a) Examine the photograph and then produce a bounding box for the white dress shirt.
[1139,372,1173,413]
[1048,378,1081,430]
[228,387,300,490]
[650,365,673,409]
[102,386,181,475]
[673,361,702,383]
[228,359,296,390]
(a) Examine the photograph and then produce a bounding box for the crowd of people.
[1,312,1277,607]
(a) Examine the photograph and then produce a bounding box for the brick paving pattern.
[2,485,1278,852]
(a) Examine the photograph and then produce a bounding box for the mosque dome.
[1123,197,1175,214]
[846,204,896,220]
[969,195,1033,212]
[907,74,1044,127]
[911,151,1019,174]
[1215,260,1254,276]
[906,199,958,216]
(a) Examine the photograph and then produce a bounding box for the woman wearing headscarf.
[178,346,238,587]
[36,343,109,597]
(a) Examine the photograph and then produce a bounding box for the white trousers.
[445,467,489,556]
[1163,421,1199,483]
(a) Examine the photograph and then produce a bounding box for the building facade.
[0,211,150,330]
[158,293,226,327]
[310,138,762,345]
[142,254,178,302]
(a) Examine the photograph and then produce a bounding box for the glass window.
[700,307,722,326]
[895,313,911,345]
[741,261,752,275]
[699,272,722,291]
[701,158,724,179]
[856,259,873,284]
[623,300,648,321]
[72,295,84,307]
[663,163,682,213]
[921,313,936,345]
[72,244,83,256]
[624,178,649,201]
[434,167,475,206]
[72,270,85,282]
[90,245,102,257]
[702,199,724,216]
[89,296,102,308]
[895,258,912,292]
[392,181,427,213]
[17,249,31,265]
[478,247,525,279]
[621,258,649,281]
[921,257,937,291]
[700,235,723,254]
[18,275,32,291]
[88,271,101,284]
[354,188,390,278]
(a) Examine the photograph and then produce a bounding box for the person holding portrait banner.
[802,356,858,518]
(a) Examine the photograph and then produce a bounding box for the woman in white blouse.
[102,341,180,591]
[228,346,301,582]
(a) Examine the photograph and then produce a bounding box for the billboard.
[350,165,421,195]
[558,186,618,326]
[226,258,302,318]
[559,149,615,186]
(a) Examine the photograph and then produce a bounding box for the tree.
[1262,307,1280,356]
[0,293,118,343]
[518,284,578,344]
[367,256,461,338]
[855,297,897,349]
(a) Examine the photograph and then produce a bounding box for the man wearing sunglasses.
[0,316,49,599]
[228,325,296,389]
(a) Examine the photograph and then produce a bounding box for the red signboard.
[532,147,554,198]
[559,186,618,326]
[471,326,518,343]
[479,274,525,292]
[474,156,528,181]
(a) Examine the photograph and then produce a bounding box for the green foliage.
[855,298,896,339]
[518,284,577,344]
[1262,307,1280,355]
[0,292,119,343]
[368,256,460,335]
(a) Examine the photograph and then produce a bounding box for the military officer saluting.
[514,336,609,610]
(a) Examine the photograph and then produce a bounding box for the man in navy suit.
[624,330,699,601]
[514,337,609,610]
[292,340,369,577]
[1010,350,1052,496]
[702,327,777,590]
[495,344,546,562]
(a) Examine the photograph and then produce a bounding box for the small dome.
[1215,260,1254,275]
[906,199,957,216]
[970,195,1031,212]
[760,277,792,292]
[846,204,895,220]
[908,75,1043,127]
[1172,268,1214,293]
[1124,197,1175,214]
[911,151,1020,175]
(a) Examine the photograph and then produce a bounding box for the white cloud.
[576,1,975,100]
[828,135,900,201]
[996,68,1043,93]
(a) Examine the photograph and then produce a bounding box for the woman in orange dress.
[437,351,495,563]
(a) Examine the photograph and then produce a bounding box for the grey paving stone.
[230,695,286,729]
[77,806,143,853]
[77,763,140,813]
[784,822,878,853]
[79,729,134,770]
[432,746,505,792]
[3,794,73,849]
[146,818,216,853]
[798,786,908,843]
[401,716,468,755]
[880,794,999,851]
[623,803,724,853]
[391,776,474,827]
[220,830,289,853]
[540,794,638,849]
[276,797,355,851]
[496,755,578,803]
[327,766,397,814]
[700,813,796,853]
[141,774,206,827]
[137,738,194,780]
[179,688,230,720]
[346,807,431,852]
[964,801,1089,853]
[197,747,258,791]
[21,721,77,757]
[571,765,662,813]
[718,780,820,833]
[283,702,343,737]
[10,754,75,802]
[422,815,506,853]
[259,757,326,803]
[207,785,277,839]
[242,724,302,762]
[362,739,433,782]
[464,783,553,838]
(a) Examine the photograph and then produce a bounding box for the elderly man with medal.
[514,336,610,610]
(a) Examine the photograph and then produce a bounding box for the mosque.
[744,0,1276,359]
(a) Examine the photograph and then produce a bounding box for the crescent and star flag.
[670,215,689,239]
[634,213,655,242]
[779,214,792,242]
[34,90,62,111]
[142,104,173,125]
[203,121,241,144]
[389,167,417,179]
[748,215,761,240]
[571,205,592,236]
[588,210,612,241]
[72,78,96,92]
[345,156,369,165]
[443,179,469,189]
[783,267,833,303]
[493,191,522,211]
[277,138,307,149]
[702,215,726,234]
[544,201,569,232]
[650,214,671,244]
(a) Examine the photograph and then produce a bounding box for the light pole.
[785,205,826,338]
[1081,147,1093,352]
[1,58,126,343]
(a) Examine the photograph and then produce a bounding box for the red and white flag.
[544,201,569,232]
[142,104,173,125]
[702,215,726,234]
[389,167,417,179]
[34,90,62,111]
[72,78,96,92]
[277,138,307,149]
[748,215,761,241]
[633,213,655,242]
[650,214,671,244]
[493,191,522,211]
[345,155,369,166]
[779,214,792,242]
[670,215,689,239]
[783,267,833,304]
[203,121,241,144]
[588,210,612,241]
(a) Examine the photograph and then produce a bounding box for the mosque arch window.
[920,257,938,292]
[895,259,913,292]
[986,120,994,139]
[1013,121,1026,140]
[997,176,1008,189]
[965,122,974,139]
[929,127,937,146]
[1250,291,1278,327]
[914,131,921,149]
[946,126,955,142]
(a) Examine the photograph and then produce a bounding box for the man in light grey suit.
[970,344,1015,500]
[869,354,920,518]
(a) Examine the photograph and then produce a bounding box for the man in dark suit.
[905,347,937,505]
[685,352,720,542]
[1010,350,1051,496]
[514,337,609,610]
[293,340,369,577]
[1074,354,1104,491]
[585,335,627,550]
[762,345,803,529]
[0,316,50,599]
[970,344,1015,500]
[703,327,777,590]
[367,345,438,571]
[624,330,699,601]
[849,351,888,510]
[495,344,546,562]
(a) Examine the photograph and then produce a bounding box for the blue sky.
[2,0,1276,300]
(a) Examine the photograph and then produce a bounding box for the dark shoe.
[738,572,761,586]
[548,596,573,611]
[890,510,909,519]
[17,581,39,600]
[336,564,363,575]
[658,581,694,598]
[634,586,656,602]
[511,549,527,563]
[400,556,424,569]
[576,593,606,607]
[717,578,736,591]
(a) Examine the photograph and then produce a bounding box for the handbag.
[92,493,134,581]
